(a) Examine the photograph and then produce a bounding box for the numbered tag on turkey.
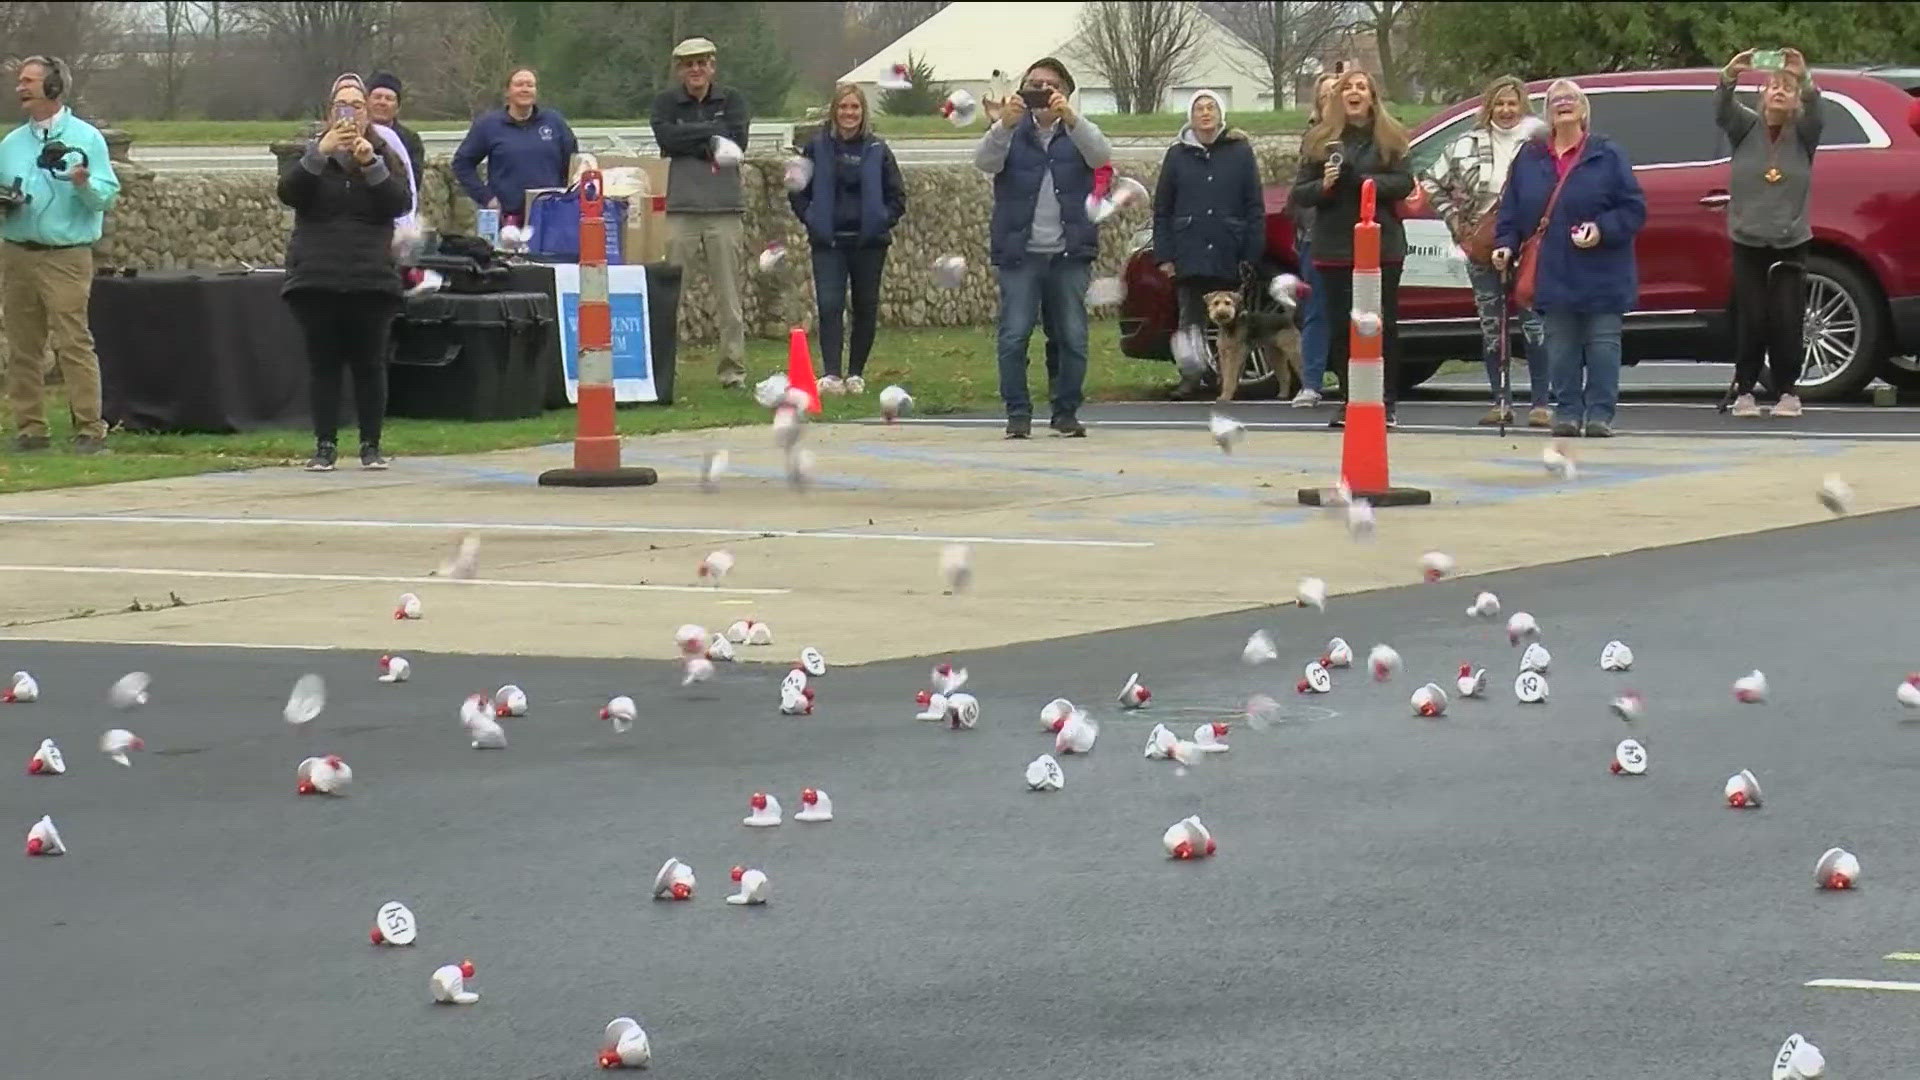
[1772,1033,1822,1080]
[1514,670,1548,703]
[1613,738,1647,775]
[782,668,808,695]
[799,647,827,678]
[1599,640,1632,671]
[375,901,418,946]
[1304,661,1333,694]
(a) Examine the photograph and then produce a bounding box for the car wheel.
[1794,255,1884,402]
[1875,354,1920,390]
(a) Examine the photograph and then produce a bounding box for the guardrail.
[414,122,796,155]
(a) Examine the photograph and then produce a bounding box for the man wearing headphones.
[0,56,120,454]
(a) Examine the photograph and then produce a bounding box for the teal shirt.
[0,108,120,247]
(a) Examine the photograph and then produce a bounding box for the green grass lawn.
[0,325,1183,494]
[119,105,1444,146]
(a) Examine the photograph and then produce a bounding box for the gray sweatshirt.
[974,115,1113,253]
[1715,73,1823,248]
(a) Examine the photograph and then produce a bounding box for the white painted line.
[871,417,1920,440]
[0,564,792,596]
[0,635,342,652]
[0,513,1153,549]
[1804,978,1920,992]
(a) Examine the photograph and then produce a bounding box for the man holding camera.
[974,57,1112,439]
[0,56,119,454]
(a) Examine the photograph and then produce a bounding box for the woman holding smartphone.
[1289,69,1414,428]
[277,75,412,471]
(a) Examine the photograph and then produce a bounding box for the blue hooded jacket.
[451,105,579,213]
[1495,133,1646,314]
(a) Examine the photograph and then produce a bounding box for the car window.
[1406,110,1479,177]
[1587,88,1729,165]
[1732,89,1871,146]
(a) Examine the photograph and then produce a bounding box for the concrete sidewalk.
[0,423,1914,663]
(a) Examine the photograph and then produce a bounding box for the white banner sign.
[1400,219,1475,290]
[550,263,658,403]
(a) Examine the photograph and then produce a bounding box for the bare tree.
[1358,0,1421,101]
[0,1,132,88]
[1072,0,1207,114]
[152,0,197,118]
[1205,1,1351,109]
[400,2,516,118]
[231,1,401,114]
[844,1,950,46]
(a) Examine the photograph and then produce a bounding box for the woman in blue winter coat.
[1493,78,1646,438]
[1151,89,1265,401]
[789,82,906,395]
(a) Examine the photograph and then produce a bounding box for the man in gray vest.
[974,57,1112,439]
[651,37,752,388]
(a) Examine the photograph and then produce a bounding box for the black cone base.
[1297,485,1432,507]
[537,467,659,488]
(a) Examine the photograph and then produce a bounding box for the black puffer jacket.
[1288,123,1414,265]
[1151,127,1265,283]
[277,140,411,296]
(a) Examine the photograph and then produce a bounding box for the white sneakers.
[1732,392,1802,418]
[1290,387,1322,407]
[817,375,868,396]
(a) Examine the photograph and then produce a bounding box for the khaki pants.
[1,242,103,439]
[666,212,746,384]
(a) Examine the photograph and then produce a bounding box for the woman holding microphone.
[1289,69,1414,428]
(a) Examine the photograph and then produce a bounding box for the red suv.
[1120,65,1920,401]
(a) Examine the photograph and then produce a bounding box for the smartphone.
[1018,88,1054,111]
[332,105,355,125]
[1752,49,1786,71]
[1325,141,1344,170]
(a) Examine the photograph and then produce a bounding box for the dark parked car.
[1120,65,1920,401]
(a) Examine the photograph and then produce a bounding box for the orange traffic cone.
[1298,178,1430,509]
[786,327,822,415]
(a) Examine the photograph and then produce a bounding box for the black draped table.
[94,262,683,435]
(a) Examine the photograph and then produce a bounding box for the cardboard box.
[592,154,671,266]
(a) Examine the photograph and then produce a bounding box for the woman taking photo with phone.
[789,82,905,396]
[1716,47,1822,419]
[1289,69,1414,428]
[277,75,412,471]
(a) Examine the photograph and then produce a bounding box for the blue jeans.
[1542,310,1623,425]
[1297,237,1329,392]
[1467,263,1546,407]
[995,254,1092,419]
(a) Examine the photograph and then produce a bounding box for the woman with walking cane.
[1716,47,1823,419]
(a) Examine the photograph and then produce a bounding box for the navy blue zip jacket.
[451,105,579,212]
[1495,133,1646,314]
[788,130,906,247]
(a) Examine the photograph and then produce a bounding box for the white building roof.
[841,2,1092,86]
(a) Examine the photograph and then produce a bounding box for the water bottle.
[475,207,500,248]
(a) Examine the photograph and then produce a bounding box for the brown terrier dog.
[1204,290,1303,403]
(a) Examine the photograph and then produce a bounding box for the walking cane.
[1498,263,1513,438]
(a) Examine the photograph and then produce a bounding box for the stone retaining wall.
[92,139,1301,345]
